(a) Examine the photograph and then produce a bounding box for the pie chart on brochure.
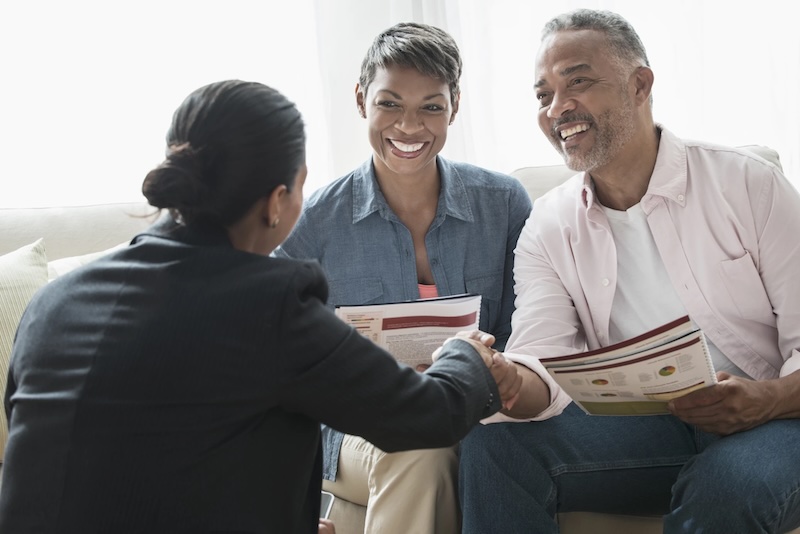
[659,365,676,377]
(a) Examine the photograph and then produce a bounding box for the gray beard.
[558,99,636,173]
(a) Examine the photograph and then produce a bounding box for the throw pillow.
[0,239,48,460]
[47,241,128,281]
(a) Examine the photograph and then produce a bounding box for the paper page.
[335,294,482,369]
[540,315,696,367]
[547,329,717,415]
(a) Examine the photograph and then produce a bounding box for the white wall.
[0,0,330,207]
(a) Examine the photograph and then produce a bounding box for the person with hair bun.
[0,79,519,534]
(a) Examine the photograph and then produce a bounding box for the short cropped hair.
[542,9,650,70]
[359,21,462,103]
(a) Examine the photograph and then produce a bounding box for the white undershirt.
[602,203,748,377]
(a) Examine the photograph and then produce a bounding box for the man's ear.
[632,66,654,105]
[355,83,366,118]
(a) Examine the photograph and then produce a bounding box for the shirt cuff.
[480,350,572,424]
[780,349,800,378]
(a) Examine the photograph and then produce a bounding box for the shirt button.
[677,194,685,202]
[431,259,439,266]
[601,278,610,287]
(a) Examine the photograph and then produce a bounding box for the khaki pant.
[322,434,459,534]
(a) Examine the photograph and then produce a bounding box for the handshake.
[430,330,523,411]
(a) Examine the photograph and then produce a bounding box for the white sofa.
[1,147,796,533]
[0,202,157,484]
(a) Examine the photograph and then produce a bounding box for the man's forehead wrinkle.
[534,63,592,89]
[560,63,592,77]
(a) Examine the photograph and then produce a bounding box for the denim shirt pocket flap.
[465,270,503,329]
[327,277,384,306]
[465,270,503,301]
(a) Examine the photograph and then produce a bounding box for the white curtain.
[314,0,800,188]
[1,0,797,208]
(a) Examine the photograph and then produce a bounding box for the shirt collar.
[641,125,689,211]
[351,156,474,224]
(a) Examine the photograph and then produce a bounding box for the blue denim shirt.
[273,156,532,480]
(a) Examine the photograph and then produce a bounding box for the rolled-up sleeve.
[480,349,572,423]
[480,204,588,423]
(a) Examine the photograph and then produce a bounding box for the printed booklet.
[335,294,481,369]
[540,315,717,415]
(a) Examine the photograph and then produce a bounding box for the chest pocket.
[465,270,503,332]
[718,253,775,326]
[326,277,384,307]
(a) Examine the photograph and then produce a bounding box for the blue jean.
[459,403,800,533]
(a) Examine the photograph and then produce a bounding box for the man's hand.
[319,518,336,534]
[667,372,779,435]
[488,352,523,410]
[429,330,521,409]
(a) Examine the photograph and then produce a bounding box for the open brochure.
[540,316,717,416]
[335,294,481,369]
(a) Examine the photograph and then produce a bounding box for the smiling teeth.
[392,140,424,152]
[560,124,589,139]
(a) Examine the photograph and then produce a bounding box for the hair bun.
[141,80,306,227]
[142,143,210,214]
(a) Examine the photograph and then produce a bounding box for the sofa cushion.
[47,241,128,281]
[738,144,781,169]
[510,163,576,201]
[0,239,49,460]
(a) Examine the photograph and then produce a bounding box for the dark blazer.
[0,216,500,534]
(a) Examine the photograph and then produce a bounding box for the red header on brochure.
[383,312,478,330]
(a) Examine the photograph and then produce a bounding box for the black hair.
[359,22,462,103]
[142,80,305,227]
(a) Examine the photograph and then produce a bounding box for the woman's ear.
[449,91,461,125]
[264,184,288,228]
[355,83,366,119]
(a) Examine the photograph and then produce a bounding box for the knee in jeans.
[674,467,773,514]
[461,424,495,452]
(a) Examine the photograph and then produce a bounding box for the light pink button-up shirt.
[496,127,800,422]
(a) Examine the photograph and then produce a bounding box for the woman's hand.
[431,330,496,367]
